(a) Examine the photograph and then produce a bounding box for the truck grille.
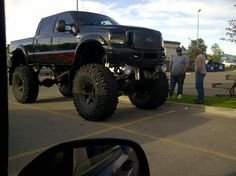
[128,30,161,49]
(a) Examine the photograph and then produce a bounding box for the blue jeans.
[169,74,185,96]
[195,73,205,101]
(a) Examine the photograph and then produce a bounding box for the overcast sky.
[5,0,236,55]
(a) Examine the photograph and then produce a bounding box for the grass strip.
[168,94,236,109]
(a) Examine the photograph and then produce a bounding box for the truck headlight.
[155,64,167,72]
[121,65,133,75]
[109,32,126,45]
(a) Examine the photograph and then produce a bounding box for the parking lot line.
[9,102,175,161]
[9,127,114,161]
[9,101,175,129]
[10,101,236,162]
[10,101,82,120]
[119,128,236,162]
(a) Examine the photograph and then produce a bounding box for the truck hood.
[79,25,163,50]
[80,25,160,33]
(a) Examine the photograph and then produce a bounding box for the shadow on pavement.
[36,97,73,103]
[107,102,210,139]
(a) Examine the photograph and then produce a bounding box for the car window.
[5,1,236,176]
[39,16,56,35]
[54,13,74,32]
[72,12,119,26]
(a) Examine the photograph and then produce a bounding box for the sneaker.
[177,94,182,99]
[194,99,204,104]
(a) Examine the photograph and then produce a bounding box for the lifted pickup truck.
[9,11,168,121]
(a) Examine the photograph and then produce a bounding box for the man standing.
[169,47,189,98]
[192,46,206,104]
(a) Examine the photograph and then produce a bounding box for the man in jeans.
[169,47,189,98]
[192,46,206,104]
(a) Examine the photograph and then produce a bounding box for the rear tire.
[12,66,39,103]
[129,72,168,110]
[57,76,72,98]
[73,64,118,121]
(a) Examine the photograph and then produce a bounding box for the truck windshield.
[72,12,119,26]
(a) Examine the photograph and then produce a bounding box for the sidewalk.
[167,71,235,96]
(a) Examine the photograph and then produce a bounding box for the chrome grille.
[128,30,161,49]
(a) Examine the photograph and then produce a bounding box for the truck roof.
[41,11,109,20]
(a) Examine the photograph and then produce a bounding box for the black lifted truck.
[9,11,168,121]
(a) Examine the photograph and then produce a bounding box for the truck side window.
[54,13,73,32]
[39,17,56,35]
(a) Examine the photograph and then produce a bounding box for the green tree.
[181,45,188,53]
[221,19,236,43]
[187,38,208,61]
[210,43,224,62]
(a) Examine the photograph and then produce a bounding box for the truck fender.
[74,35,107,68]
[9,46,29,85]
[75,35,107,51]
[11,45,29,65]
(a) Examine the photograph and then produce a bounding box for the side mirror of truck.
[56,20,66,32]
[18,138,150,176]
[56,20,78,34]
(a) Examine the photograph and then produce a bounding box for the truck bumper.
[103,45,165,67]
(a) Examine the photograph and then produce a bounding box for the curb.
[119,96,236,118]
[167,101,236,118]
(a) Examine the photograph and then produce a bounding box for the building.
[221,54,236,62]
[164,40,181,61]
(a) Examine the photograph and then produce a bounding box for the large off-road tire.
[73,64,118,121]
[57,76,72,98]
[12,66,39,103]
[129,72,168,110]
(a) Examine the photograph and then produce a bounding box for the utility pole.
[197,9,201,46]
[76,0,78,11]
[76,0,83,11]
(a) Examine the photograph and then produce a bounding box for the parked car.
[206,60,225,72]
[221,60,236,68]
[188,60,225,72]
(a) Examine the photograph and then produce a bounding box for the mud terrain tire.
[129,72,168,109]
[12,66,39,103]
[57,76,72,98]
[73,64,118,121]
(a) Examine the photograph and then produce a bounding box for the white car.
[221,60,236,68]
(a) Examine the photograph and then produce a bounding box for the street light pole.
[197,9,201,46]
[76,0,78,11]
[76,0,83,11]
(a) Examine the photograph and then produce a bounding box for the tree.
[181,45,187,53]
[210,43,224,62]
[222,19,236,43]
[187,38,208,60]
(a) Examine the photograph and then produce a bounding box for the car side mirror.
[18,138,150,176]
[56,20,66,32]
[71,23,79,35]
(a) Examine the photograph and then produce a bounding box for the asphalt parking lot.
[9,71,236,176]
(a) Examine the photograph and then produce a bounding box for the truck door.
[34,16,57,64]
[51,12,78,65]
